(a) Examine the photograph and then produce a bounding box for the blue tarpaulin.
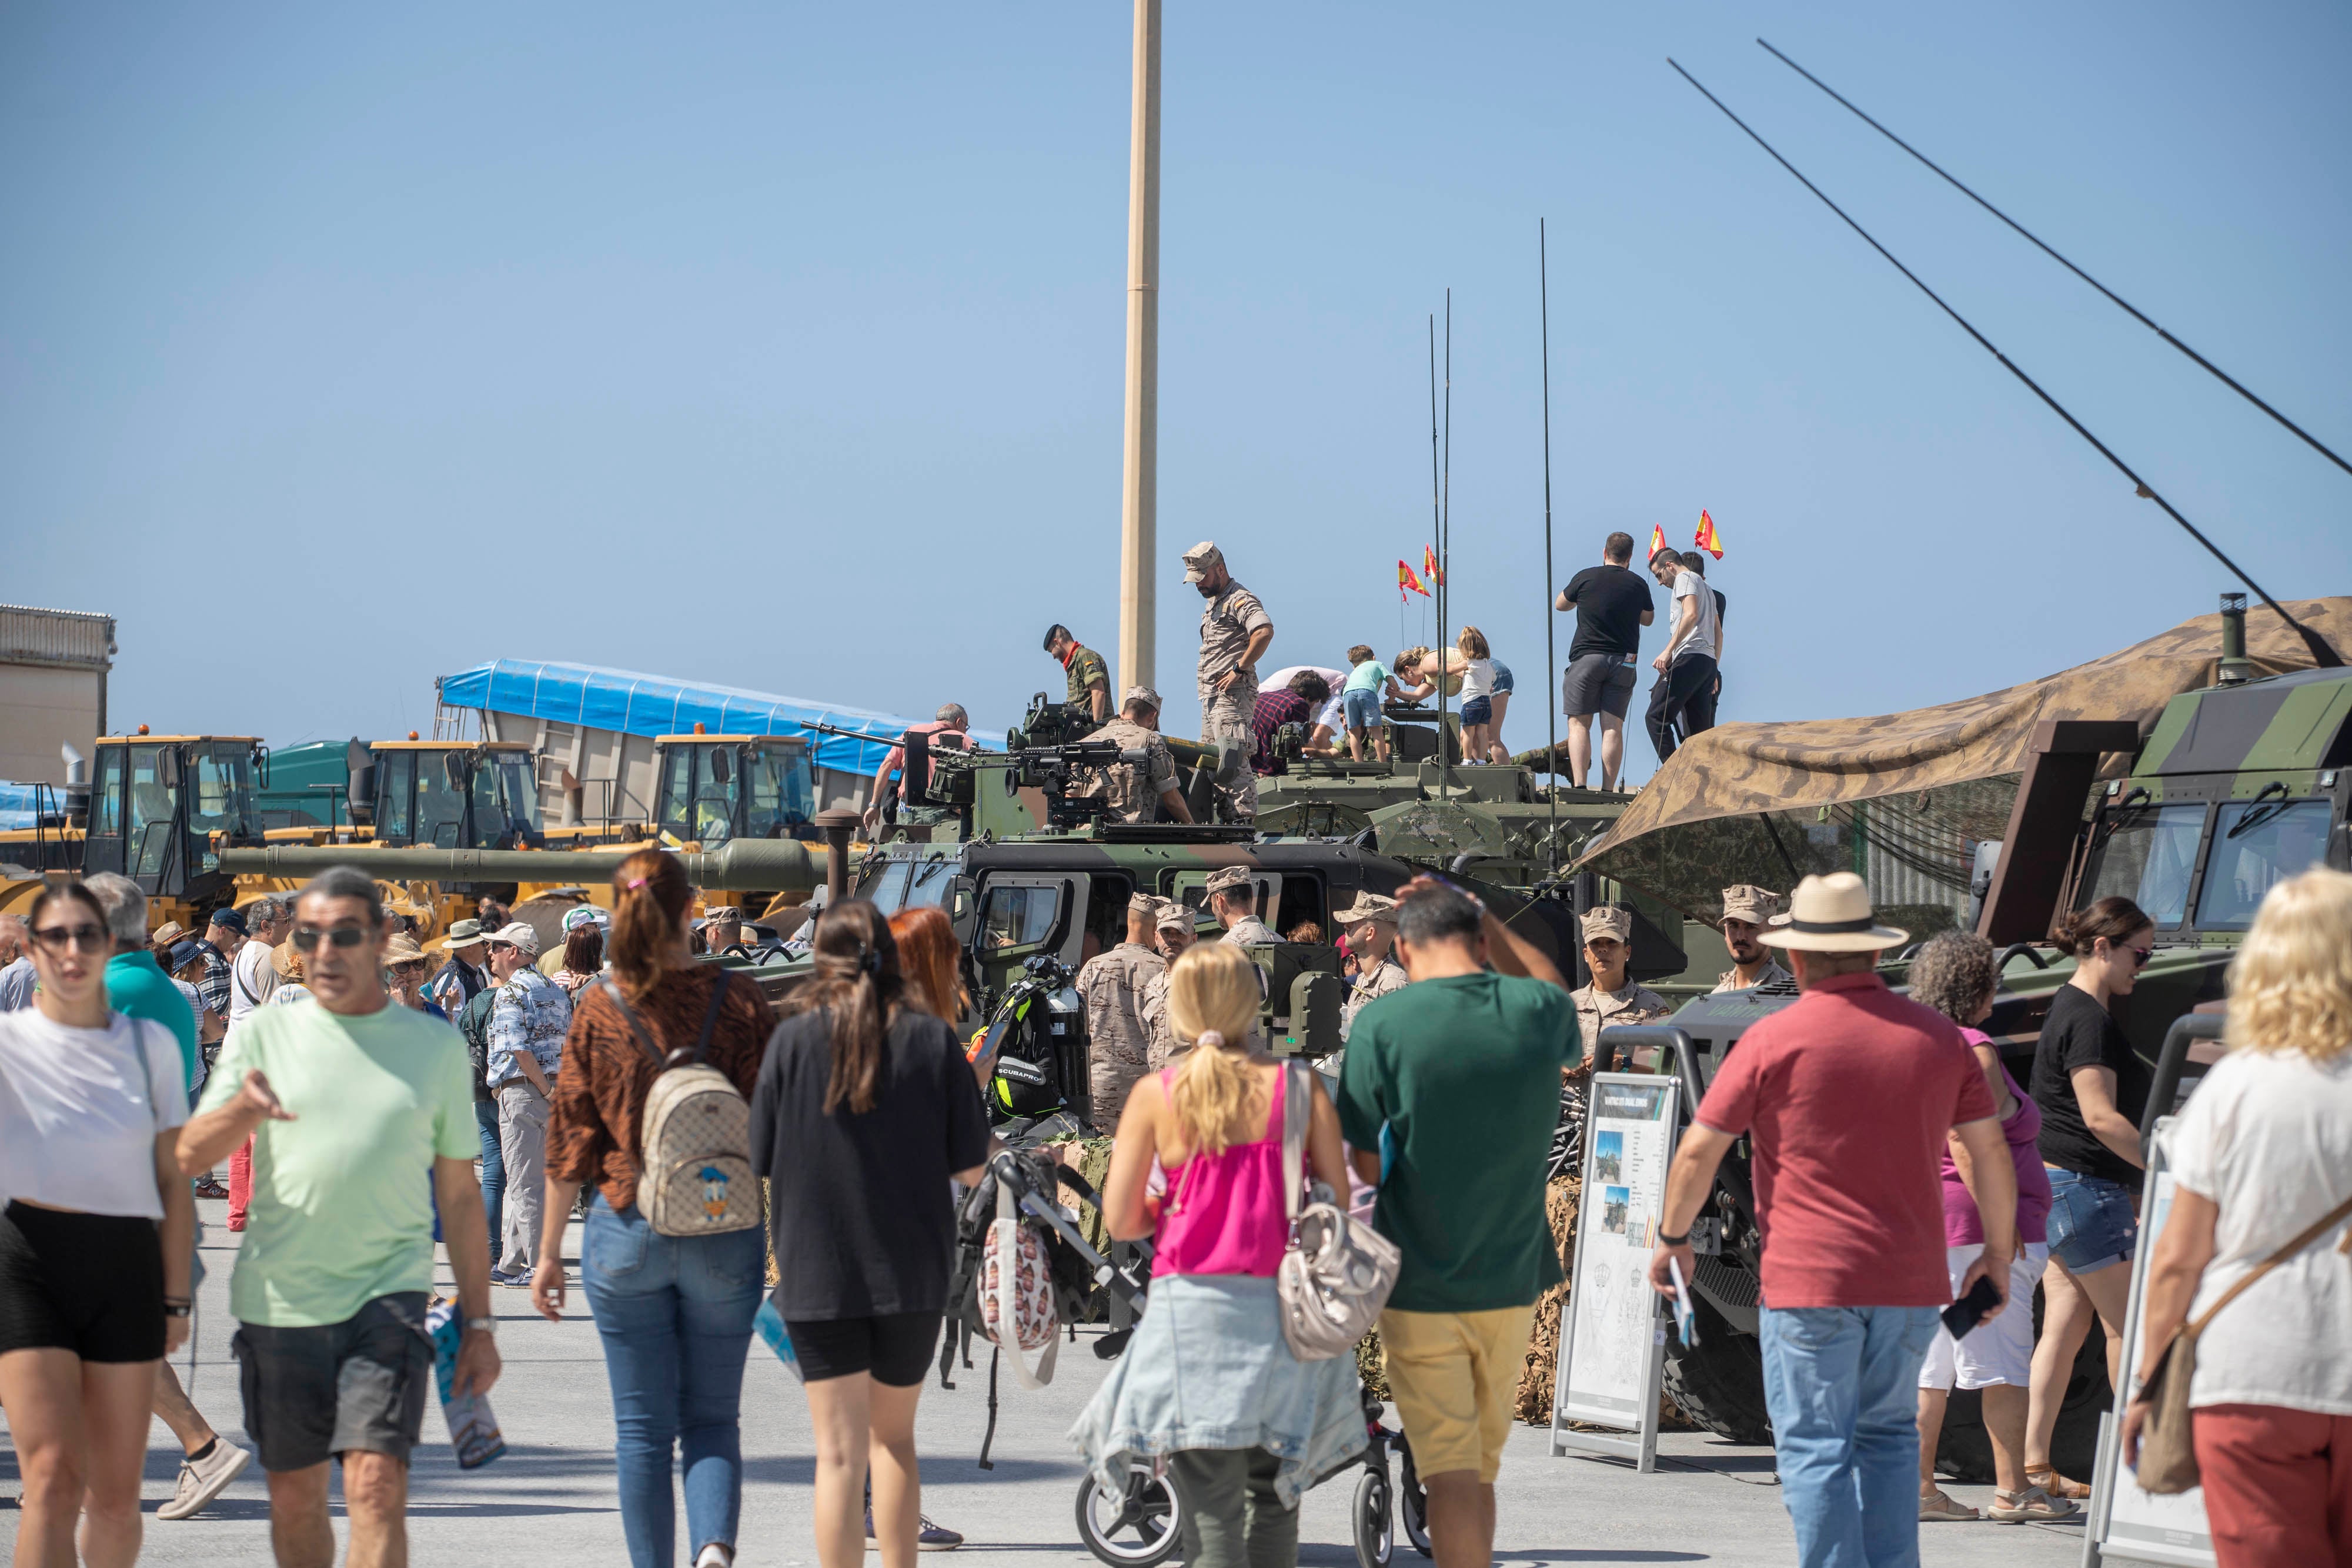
[435,661,926,777]
[0,782,47,833]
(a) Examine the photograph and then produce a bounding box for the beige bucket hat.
[1758,872,1908,952]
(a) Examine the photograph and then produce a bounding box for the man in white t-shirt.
[1642,546,1720,767]
[222,897,288,1231]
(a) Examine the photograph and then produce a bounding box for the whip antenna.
[1669,59,2341,668]
[1539,219,1560,864]
[1756,38,2352,482]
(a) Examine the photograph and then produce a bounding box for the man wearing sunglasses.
[179,866,497,1568]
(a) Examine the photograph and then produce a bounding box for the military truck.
[1613,653,2352,1479]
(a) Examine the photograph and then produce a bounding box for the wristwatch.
[465,1316,497,1335]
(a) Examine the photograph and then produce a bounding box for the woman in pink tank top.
[1071,943,1364,1568]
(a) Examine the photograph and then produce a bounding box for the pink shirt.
[1151,1066,1289,1279]
[1940,1028,2052,1248]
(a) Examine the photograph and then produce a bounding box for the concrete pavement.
[2,1198,2089,1566]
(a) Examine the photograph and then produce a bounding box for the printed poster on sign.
[1559,1076,1679,1428]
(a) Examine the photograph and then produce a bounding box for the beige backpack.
[598,974,761,1238]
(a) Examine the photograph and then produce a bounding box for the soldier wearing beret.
[1204,864,1279,947]
[1712,884,1795,993]
[1078,686,1195,826]
[1186,540,1274,823]
[1335,891,1408,1041]
[1075,893,1167,1132]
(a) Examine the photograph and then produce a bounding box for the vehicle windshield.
[860,852,954,916]
[2194,798,2330,930]
[977,882,1062,951]
[692,745,736,845]
[741,744,813,840]
[125,744,178,880]
[187,745,257,868]
[471,754,541,847]
[2082,803,2204,928]
[417,753,467,848]
[375,752,415,842]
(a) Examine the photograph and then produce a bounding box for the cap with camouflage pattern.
[1720,885,1782,926]
[1154,898,1194,931]
[1334,891,1398,927]
[1581,905,1633,944]
[1182,541,1225,584]
[1123,685,1162,711]
[1203,865,1254,896]
[1127,892,1160,918]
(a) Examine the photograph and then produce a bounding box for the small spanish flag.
[1695,509,1723,559]
[1398,560,1431,602]
[1424,545,1445,588]
[1648,523,1668,563]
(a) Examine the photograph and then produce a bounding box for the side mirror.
[710,747,732,785]
[947,874,979,946]
[443,753,466,791]
[157,748,181,790]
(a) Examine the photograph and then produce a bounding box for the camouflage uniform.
[1559,979,1673,1174]
[1077,715,1178,824]
[1195,573,1272,823]
[1340,957,1408,1041]
[1139,969,1177,1070]
[1712,958,1795,994]
[1221,915,1280,947]
[1075,941,1164,1133]
[1064,643,1110,717]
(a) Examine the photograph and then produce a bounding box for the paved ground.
[3,1199,2090,1566]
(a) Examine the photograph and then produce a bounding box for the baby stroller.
[943,1152,1431,1568]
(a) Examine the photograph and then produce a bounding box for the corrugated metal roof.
[435,660,927,775]
[0,604,115,670]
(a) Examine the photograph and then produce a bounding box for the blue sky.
[5,2,2347,779]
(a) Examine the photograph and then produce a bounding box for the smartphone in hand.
[1939,1273,2002,1339]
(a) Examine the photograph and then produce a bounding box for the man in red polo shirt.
[1649,872,2013,1568]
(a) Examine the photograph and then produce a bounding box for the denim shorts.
[1459,696,1493,726]
[1490,661,1514,695]
[2045,1166,2139,1274]
[1342,688,1382,731]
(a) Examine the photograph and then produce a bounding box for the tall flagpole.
[1539,220,1558,860]
[1116,0,1162,698]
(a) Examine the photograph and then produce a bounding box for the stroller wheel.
[1352,1463,1394,1568]
[1075,1462,1184,1567]
[1398,1436,1432,1558]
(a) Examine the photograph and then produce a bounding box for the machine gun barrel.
[217,837,828,891]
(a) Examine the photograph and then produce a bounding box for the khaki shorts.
[1378,1303,1536,1483]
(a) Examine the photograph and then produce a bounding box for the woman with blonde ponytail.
[1073,943,1365,1568]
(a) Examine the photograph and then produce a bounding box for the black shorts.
[786,1310,944,1387]
[1562,653,1638,720]
[232,1292,432,1472]
[0,1201,165,1363]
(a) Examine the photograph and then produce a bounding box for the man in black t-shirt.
[1552,531,1654,790]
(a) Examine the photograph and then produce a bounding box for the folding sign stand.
[2083,1118,2214,1568]
[1551,1074,1682,1473]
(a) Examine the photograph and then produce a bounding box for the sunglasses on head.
[291,925,371,953]
[31,923,108,952]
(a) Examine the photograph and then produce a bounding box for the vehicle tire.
[1352,1464,1394,1568]
[1659,1293,1772,1445]
[1932,1289,2112,1485]
[1074,1463,1184,1567]
[1398,1435,1432,1558]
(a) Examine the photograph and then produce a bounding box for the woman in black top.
[750,901,989,1568]
[2023,894,2153,1497]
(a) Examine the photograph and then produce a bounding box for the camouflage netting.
[1578,598,2352,918]
[1514,1176,1581,1424]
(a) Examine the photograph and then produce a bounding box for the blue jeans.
[474,1100,505,1258]
[1758,1305,1940,1568]
[580,1194,765,1568]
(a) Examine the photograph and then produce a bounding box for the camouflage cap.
[1123,684,1162,711]
[1127,892,1161,918]
[1334,891,1398,927]
[1581,905,1633,944]
[1719,885,1782,926]
[1182,541,1225,583]
[703,906,742,923]
[1154,899,1195,931]
[1203,865,1254,896]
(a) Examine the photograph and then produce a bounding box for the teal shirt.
[197,999,477,1326]
[105,950,199,1095]
[1342,660,1391,695]
[1335,971,1581,1313]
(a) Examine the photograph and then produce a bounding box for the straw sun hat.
[1757,872,1909,953]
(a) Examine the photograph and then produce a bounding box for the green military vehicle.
[1614,650,2352,1478]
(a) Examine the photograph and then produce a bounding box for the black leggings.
[1645,654,1718,764]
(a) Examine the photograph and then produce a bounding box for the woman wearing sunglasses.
[2022,893,2156,1498]
[0,882,195,1566]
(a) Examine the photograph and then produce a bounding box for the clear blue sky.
[6,2,2347,779]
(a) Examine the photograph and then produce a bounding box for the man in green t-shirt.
[180,867,497,1567]
[1337,878,1578,1568]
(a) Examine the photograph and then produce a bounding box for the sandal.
[1919,1487,1980,1522]
[2024,1464,2092,1500]
[1990,1485,2079,1522]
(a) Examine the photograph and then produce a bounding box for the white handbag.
[1274,1060,1400,1360]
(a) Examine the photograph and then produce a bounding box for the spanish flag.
[1695,509,1723,560]
[1398,560,1431,602]
[1648,523,1668,563]
[1424,544,1445,588]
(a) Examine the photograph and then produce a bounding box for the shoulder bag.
[1275,1059,1399,1360]
[597,973,762,1238]
[2133,1188,2352,1493]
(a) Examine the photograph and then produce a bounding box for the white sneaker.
[694,1545,734,1568]
[157,1439,250,1520]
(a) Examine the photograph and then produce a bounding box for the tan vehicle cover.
[1575,597,2352,926]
